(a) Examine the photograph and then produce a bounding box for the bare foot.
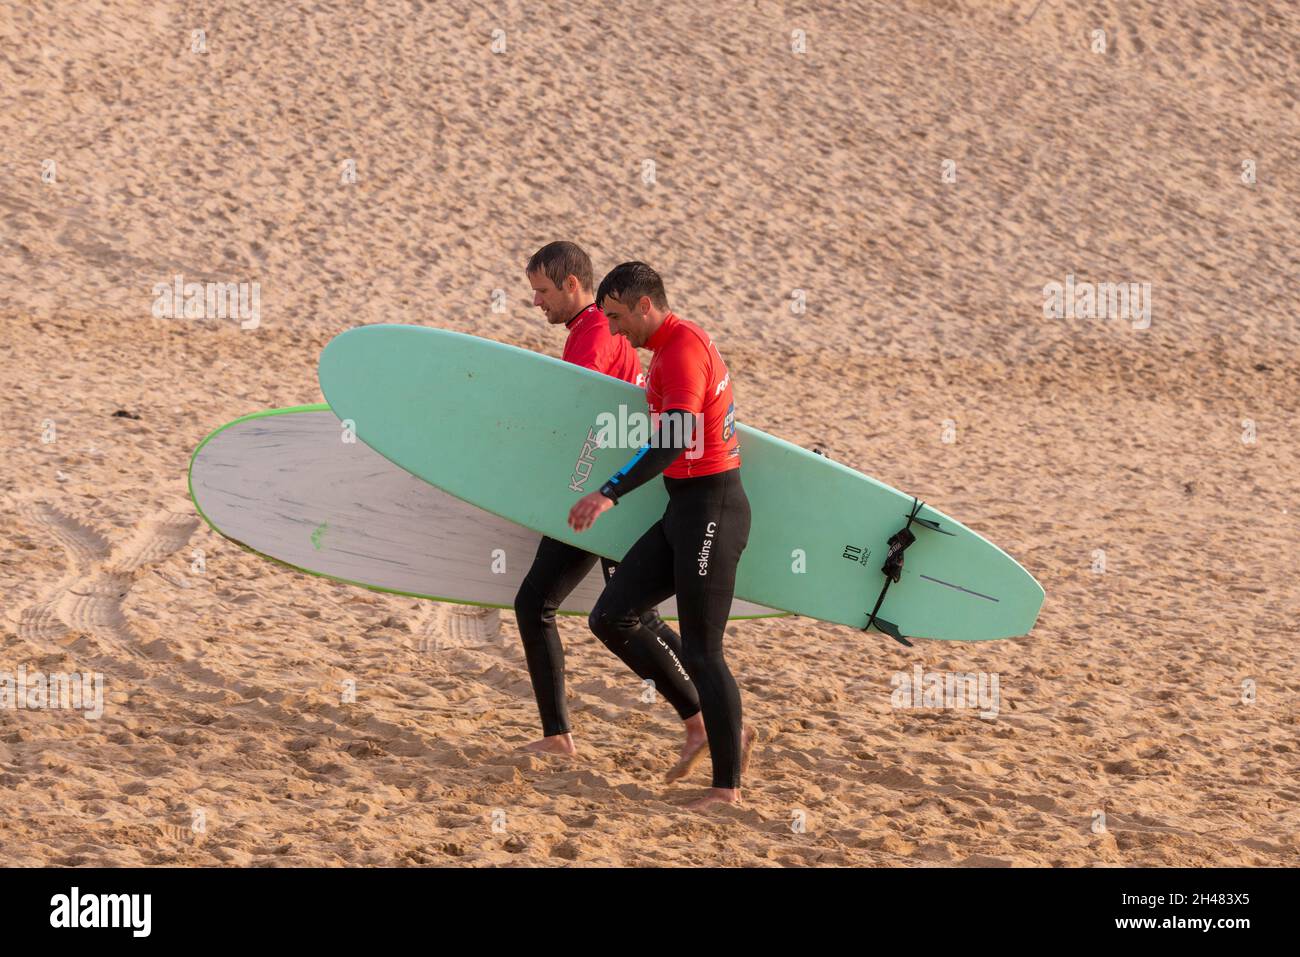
[667,722,758,784]
[686,787,741,810]
[665,714,709,784]
[521,733,577,756]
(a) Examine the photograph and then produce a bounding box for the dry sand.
[1,0,1297,866]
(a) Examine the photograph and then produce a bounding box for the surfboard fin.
[869,616,912,647]
[864,498,925,647]
[908,515,955,536]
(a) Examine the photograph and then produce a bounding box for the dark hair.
[596,261,669,310]
[526,241,594,293]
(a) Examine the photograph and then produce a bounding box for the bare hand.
[568,491,615,532]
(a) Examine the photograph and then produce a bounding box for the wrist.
[598,482,620,505]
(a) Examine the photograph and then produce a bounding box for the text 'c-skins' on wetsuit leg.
[591,470,751,788]
[665,470,751,788]
[599,557,693,689]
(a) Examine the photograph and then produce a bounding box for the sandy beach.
[1,0,1296,866]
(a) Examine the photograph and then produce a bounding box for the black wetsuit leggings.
[590,469,752,789]
[514,536,701,738]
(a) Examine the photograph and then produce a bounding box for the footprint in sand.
[9,498,199,657]
[414,602,501,653]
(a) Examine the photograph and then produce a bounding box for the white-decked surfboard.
[188,405,781,619]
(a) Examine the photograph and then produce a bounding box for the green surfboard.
[319,325,1044,641]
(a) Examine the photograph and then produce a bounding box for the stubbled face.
[602,294,653,347]
[528,270,581,325]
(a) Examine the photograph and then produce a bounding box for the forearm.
[599,409,693,502]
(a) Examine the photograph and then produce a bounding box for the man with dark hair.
[570,262,755,809]
[516,243,707,780]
